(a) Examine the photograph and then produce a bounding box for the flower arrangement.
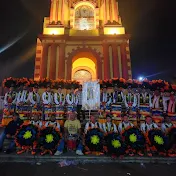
[39,127,61,155]
[105,133,126,156]
[122,127,146,151]
[85,128,104,152]
[3,77,80,89]
[15,124,39,149]
[3,77,176,91]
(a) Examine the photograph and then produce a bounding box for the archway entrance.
[72,55,97,83]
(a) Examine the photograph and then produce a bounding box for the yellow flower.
[112,140,121,148]
[129,133,137,143]
[45,134,54,143]
[154,135,164,145]
[91,135,100,145]
[23,131,32,139]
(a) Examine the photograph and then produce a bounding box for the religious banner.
[82,81,100,110]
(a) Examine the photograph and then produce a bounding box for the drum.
[66,105,77,113]
[16,104,31,120]
[67,135,77,151]
[168,113,176,125]
[152,109,164,126]
[43,105,54,120]
[55,105,64,120]
[111,104,121,116]
[31,104,42,116]
[139,105,151,118]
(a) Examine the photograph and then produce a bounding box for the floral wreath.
[15,124,39,149]
[105,132,126,156]
[146,129,166,152]
[122,127,146,151]
[85,128,104,152]
[39,127,61,154]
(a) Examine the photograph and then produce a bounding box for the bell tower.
[34,0,132,81]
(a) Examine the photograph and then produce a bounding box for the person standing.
[66,86,78,113]
[75,85,85,120]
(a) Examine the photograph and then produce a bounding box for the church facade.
[34,0,132,83]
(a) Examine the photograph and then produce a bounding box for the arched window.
[73,69,92,83]
[74,5,95,30]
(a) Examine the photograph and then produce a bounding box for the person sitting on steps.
[0,113,23,154]
[55,112,84,156]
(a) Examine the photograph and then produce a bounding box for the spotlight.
[138,76,144,81]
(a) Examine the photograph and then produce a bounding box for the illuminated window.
[73,69,92,83]
[74,5,95,30]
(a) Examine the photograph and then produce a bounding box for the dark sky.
[0,0,175,82]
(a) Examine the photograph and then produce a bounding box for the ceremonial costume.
[100,92,111,110]
[84,121,103,134]
[45,121,60,131]
[42,91,53,105]
[111,84,125,124]
[103,122,117,133]
[54,85,65,121]
[161,122,173,133]
[152,90,164,123]
[167,92,176,114]
[118,121,134,133]
[16,85,31,120]
[16,89,30,105]
[138,89,152,120]
[140,122,158,133]
[66,89,78,113]
[4,90,17,105]
[30,120,43,128]
[3,88,17,121]
[42,85,54,120]
[76,86,86,121]
[28,91,40,105]
[28,85,41,116]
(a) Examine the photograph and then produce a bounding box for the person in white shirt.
[16,84,30,105]
[161,116,174,133]
[28,84,40,105]
[111,84,124,105]
[140,115,159,156]
[118,114,134,133]
[42,84,53,105]
[66,86,78,113]
[66,86,78,105]
[152,90,163,109]
[103,114,117,134]
[45,115,60,131]
[4,84,17,105]
[30,114,43,129]
[84,115,103,134]
[100,85,112,110]
[54,85,65,106]
[140,115,158,133]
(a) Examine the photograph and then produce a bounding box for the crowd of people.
[0,82,176,157]
[0,111,175,157]
[3,82,176,122]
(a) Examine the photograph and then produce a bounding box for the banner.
[82,81,100,110]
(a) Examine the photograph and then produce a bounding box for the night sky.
[0,0,175,82]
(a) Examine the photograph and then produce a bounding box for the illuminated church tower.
[34,0,132,82]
